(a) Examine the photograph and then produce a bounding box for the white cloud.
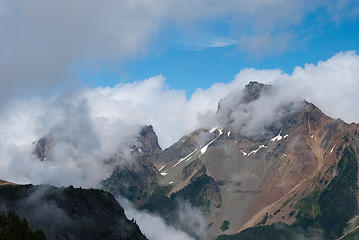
[291,51,359,123]
[226,51,359,135]
[0,75,232,187]
[0,51,358,188]
[1,0,358,101]
[118,198,195,240]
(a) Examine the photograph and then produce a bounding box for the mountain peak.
[137,125,163,158]
[242,81,271,103]
[217,81,272,114]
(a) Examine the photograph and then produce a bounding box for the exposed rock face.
[0,184,147,240]
[241,81,271,104]
[33,137,53,161]
[101,125,161,206]
[217,81,270,114]
[101,82,359,239]
[136,125,163,159]
[154,128,212,165]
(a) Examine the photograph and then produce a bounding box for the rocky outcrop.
[136,125,163,159]
[101,125,162,206]
[33,137,53,161]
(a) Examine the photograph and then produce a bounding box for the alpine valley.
[3,81,359,240]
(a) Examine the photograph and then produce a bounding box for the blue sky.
[79,5,359,95]
[2,1,359,99]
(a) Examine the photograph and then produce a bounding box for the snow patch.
[172,149,197,168]
[240,150,247,156]
[271,131,285,142]
[199,128,223,157]
[248,145,267,156]
[201,145,208,154]
[184,149,199,162]
[172,128,224,168]
[218,128,223,135]
[330,146,335,154]
[209,126,218,133]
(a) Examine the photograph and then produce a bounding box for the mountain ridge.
[31,81,359,239]
[0,181,148,240]
[101,81,359,239]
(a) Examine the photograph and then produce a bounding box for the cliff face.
[137,125,163,160]
[0,184,147,240]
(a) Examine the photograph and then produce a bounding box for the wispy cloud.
[190,38,239,51]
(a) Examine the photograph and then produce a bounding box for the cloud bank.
[118,198,195,240]
[0,75,231,187]
[0,51,358,188]
[1,0,358,100]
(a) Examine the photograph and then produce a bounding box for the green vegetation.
[216,235,236,240]
[289,210,296,218]
[294,188,321,228]
[140,185,176,217]
[317,146,358,238]
[216,223,325,240]
[342,229,359,240]
[294,145,358,238]
[343,134,349,142]
[140,174,223,239]
[173,174,216,211]
[216,224,296,240]
[142,174,219,216]
[0,211,47,240]
[336,142,344,157]
[101,168,156,203]
[259,213,269,225]
[281,193,297,209]
[220,220,230,231]
[140,174,222,239]
[273,209,281,215]
[0,185,147,240]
